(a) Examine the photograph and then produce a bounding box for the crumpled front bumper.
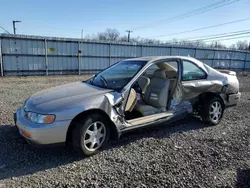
[14,108,71,145]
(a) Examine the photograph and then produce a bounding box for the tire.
[201,96,225,126]
[72,113,110,156]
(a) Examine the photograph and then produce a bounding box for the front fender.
[54,93,125,130]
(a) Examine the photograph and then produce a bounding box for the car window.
[144,64,159,78]
[166,61,178,69]
[92,61,147,90]
[182,60,206,81]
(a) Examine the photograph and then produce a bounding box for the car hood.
[26,82,112,111]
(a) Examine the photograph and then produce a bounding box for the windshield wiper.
[99,75,108,88]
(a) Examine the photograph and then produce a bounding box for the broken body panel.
[105,56,240,132]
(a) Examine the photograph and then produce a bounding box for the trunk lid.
[216,69,239,94]
[217,69,237,76]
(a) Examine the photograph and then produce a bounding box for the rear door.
[181,59,208,100]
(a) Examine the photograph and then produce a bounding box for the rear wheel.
[72,113,110,156]
[201,97,224,125]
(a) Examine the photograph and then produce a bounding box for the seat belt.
[168,77,178,109]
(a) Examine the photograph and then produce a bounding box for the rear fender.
[193,92,226,110]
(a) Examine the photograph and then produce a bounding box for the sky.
[0,0,249,46]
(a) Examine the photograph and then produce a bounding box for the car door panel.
[181,80,209,100]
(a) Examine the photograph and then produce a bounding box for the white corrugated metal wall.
[0,34,250,76]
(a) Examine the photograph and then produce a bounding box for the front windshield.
[91,60,147,90]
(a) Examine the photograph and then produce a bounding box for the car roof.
[123,56,198,62]
[123,56,206,69]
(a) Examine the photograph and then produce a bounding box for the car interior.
[124,61,179,121]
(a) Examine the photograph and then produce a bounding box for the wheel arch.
[66,109,119,143]
[198,92,225,125]
[199,92,225,105]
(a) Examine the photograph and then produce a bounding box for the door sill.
[121,110,189,135]
[126,112,173,126]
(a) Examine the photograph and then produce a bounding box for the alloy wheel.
[209,101,222,123]
[83,121,106,152]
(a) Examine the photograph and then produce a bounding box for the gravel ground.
[0,75,250,188]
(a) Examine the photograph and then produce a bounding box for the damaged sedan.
[14,56,241,156]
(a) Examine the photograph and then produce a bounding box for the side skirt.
[120,110,189,135]
[126,112,173,126]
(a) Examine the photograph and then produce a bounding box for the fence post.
[211,50,216,68]
[243,52,247,71]
[78,40,81,75]
[229,51,232,70]
[141,45,143,56]
[109,43,111,66]
[13,36,20,76]
[0,36,3,77]
[194,48,197,58]
[44,39,48,76]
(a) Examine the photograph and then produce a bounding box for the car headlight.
[26,112,55,124]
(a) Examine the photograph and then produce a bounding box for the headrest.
[166,70,177,79]
[153,69,166,78]
[139,75,150,81]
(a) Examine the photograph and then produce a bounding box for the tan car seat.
[166,70,177,90]
[125,88,137,112]
[137,76,150,94]
[134,70,169,116]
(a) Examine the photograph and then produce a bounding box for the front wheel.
[72,113,110,156]
[201,97,224,125]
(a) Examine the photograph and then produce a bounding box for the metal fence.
[1,34,250,76]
